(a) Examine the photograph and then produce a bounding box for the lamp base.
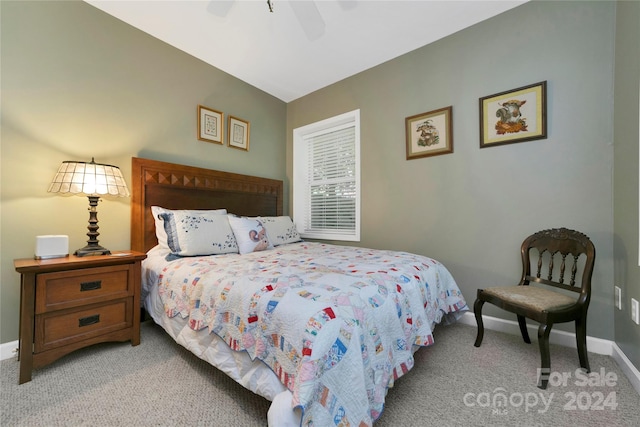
[75,244,111,257]
[75,194,111,257]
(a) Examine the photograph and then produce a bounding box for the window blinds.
[303,125,356,236]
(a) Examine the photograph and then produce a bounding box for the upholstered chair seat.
[479,286,577,312]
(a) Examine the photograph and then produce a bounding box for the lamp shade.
[48,158,129,197]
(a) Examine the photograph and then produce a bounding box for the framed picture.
[479,81,547,148]
[405,106,453,160]
[228,116,250,151]
[198,105,224,144]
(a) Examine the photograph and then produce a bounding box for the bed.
[131,157,468,426]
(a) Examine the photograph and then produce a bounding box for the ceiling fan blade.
[207,0,235,18]
[289,1,325,41]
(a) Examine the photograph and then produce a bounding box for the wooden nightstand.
[14,250,147,384]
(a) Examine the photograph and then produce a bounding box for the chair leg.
[517,315,531,344]
[575,316,590,372]
[537,323,552,389]
[473,299,485,347]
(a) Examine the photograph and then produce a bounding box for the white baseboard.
[459,312,640,394]
[611,342,640,395]
[458,312,612,354]
[1,340,18,361]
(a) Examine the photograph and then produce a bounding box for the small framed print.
[405,106,453,160]
[479,81,547,148]
[228,116,250,151]
[198,105,223,144]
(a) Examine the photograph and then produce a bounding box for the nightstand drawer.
[35,298,132,352]
[35,265,132,313]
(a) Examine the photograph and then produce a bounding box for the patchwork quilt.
[154,242,467,426]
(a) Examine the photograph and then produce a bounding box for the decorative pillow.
[151,206,227,250]
[259,216,302,246]
[228,215,274,255]
[157,209,237,256]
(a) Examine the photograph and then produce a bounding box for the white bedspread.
[142,242,467,426]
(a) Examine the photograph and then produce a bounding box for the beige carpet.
[1,320,639,426]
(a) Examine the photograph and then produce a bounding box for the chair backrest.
[520,228,596,299]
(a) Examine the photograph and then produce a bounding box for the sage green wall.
[0,0,287,344]
[613,0,640,370]
[287,0,617,342]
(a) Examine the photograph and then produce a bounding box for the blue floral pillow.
[158,210,238,256]
[259,216,302,246]
[151,206,227,250]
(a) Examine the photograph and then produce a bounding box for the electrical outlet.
[615,286,622,310]
[632,298,640,325]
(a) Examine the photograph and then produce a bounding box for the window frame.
[293,109,361,241]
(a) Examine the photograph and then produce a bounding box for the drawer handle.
[78,314,100,327]
[80,280,102,292]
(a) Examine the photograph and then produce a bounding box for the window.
[293,109,360,241]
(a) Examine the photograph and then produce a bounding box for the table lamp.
[47,158,130,256]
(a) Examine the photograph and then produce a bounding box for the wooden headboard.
[130,157,283,253]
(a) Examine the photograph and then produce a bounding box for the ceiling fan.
[207,0,357,41]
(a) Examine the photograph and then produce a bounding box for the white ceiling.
[85,0,527,102]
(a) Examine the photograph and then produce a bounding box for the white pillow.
[259,216,302,246]
[151,206,227,249]
[228,215,274,255]
[156,209,237,256]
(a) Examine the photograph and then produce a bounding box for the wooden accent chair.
[473,228,596,389]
